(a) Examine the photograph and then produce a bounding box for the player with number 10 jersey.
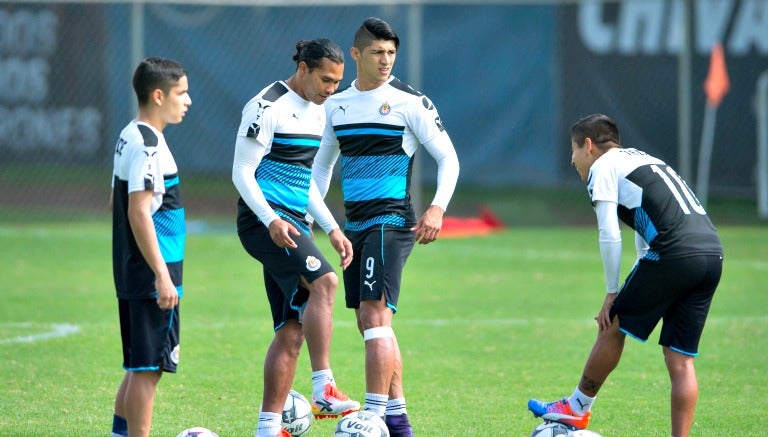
[587,147,722,259]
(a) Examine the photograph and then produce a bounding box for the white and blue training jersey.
[111,120,185,300]
[588,147,722,260]
[235,81,327,233]
[315,76,458,232]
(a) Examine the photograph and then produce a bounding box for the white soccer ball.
[530,421,573,437]
[334,410,390,437]
[282,389,313,436]
[175,427,219,437]
[530,421,603,437]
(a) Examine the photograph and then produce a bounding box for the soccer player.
[528,114,723,437]
[231,39,360,437]
[312,17,460,437]
[109,57,191,437]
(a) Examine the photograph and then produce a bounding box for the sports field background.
[1,181,765,436]
[1,0,766,434]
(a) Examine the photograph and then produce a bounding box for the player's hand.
[596,293,618,331]
[155,275,178,309]
[268,218,300,249]
[328,228,353,270]
[411,205,444,245]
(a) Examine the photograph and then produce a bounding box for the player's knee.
[363,326,394,342]
[276,321,305,351]
[310,272,338,294]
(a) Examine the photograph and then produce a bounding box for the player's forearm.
[306,180,340,234]
[232,136,279,226]
[424,136,459,211]
[128,208,171,281]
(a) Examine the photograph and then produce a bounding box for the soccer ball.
[175,427,219,437]
[530,421,573,437]
[282,389,313,436]
[530,422,603,437]
[334,410,390,437]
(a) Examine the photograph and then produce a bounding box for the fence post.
[757,70,768,219]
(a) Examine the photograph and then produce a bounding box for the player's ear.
[584,137,594,152]
[350,46,360,61]
[297,60,307,75]
[151,88,164,106]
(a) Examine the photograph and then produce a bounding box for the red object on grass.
[441,206,505,238]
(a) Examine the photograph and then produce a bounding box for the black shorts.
[610,254,723,356]
[344,225,415,312]
[238,223,335,330]
[118,298,180,373]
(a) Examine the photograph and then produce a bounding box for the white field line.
[0,323,80,345]
[1,315,765,345]
[331,315,768,328]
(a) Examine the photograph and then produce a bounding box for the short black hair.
[293,38,344,71]
[132,57,187,106]
[571,113,621,149]
[354,17,399,51]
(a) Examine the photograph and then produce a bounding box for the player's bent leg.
[528,320,626,430]
[302,272,337,371]
[580,316,625,396]
[262,322,303,414]
[664,347,698,437]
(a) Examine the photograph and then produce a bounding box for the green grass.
[0,223,765,436]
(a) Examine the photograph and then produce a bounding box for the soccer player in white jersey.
[312,17,460,437]
[232,39,360,437]
[528,114,723,437]
[109,57,191,437]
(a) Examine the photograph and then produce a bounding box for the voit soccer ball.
[530,421,573,437]
[175,427,219,437]
[334,410,390,437]
[282,389,313,436]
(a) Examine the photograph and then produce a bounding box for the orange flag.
[704,43,730,107]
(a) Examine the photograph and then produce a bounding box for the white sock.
[256,411,282,437]
[363,393,388,416]
[385,397,407,416]
[312,369,334,399]
[569,387,595,415]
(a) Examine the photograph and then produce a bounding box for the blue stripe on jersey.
[341,155,409,201]
[345,215,406,231]
[633,208,659,245]
[336,126,404,137]
[257,159,311,213]
[164,175,179,188]
[272,136,321,147]
[153,208,186,263]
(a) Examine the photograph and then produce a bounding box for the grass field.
[0,219,765,436]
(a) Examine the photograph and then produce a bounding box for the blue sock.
[112,414,128,437]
